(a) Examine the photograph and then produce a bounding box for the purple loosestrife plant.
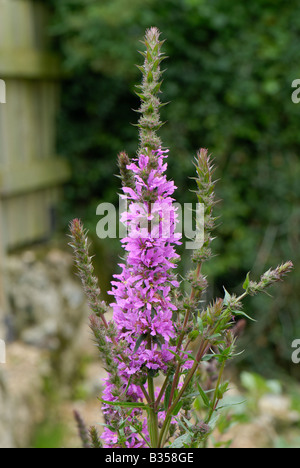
[69,28,293,449]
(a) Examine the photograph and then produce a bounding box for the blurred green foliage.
[211,370,300,448]
[31,420,67,449]
[47,0,300,375]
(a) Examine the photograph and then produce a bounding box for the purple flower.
[101,148,181,446]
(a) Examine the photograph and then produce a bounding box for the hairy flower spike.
[136,27,167,163]
[192,148,218,263]
[74,411,103,449]
[118,151,135,190]
[69,219,109,320]
[89,426,103,449]
[89,315,121,382]
[246,261,294,295]
[259,261,294,287]
[183,149,218,316]
[74,410,91,449]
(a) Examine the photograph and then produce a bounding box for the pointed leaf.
[196,383,211,408]
[233,309,257,322]
[243,272,251,291]
[99,399,149,410]
[169,433,192,448]
[164,382,173,412]
[223,287,231,306]
[197,317,204,334]
[172,400,183,416]
[133,333,148,353]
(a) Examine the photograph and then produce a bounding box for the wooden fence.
[0,0,70,312]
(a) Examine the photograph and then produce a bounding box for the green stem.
[158,340,210,448]
[176,263,202,352]
[160,419,171,448]
[237,291,248,302]
[140,384,152,406]
[158,360,197,448]
[206,360,226,424]
[148,375,159,448]
[155,369,171,410]
[166,263,203,410]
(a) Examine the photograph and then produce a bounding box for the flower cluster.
[101,148,181,447]
[112,149,181,367]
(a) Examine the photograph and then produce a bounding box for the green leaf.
[175,416,194,434]
[223,287,231,306]
[169,433,192,448]
[122,376,133,397]
[99,399,149,410]
[152,335,163,349]
[216,381,229,400]
[133,333,148,353]
[152,81,162,94]
[201,353,215,361]
[196,382,211,408]
[209,333,222,341]
[243,272,251,290]
[172,400,184,416]
[168,348,193,363]
[197,317,204,334]
[118,410,134,430]
[105,424,117,432]
[189,330,200,341]
[147,70,154,83]
[135,65,145,75]
[233,310,257,322]
[164,382,173,412]
[217,399,247,411]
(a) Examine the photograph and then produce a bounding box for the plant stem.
[148,375,159,448]
[205,360,226,424]
[160,419,171,448]
[155,370,171,410]
[140,384,152,406]
[177,263,202,352]
[158,339,210,447]
[166,263,203,410]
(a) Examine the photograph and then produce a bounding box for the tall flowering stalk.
[69,28,293,449]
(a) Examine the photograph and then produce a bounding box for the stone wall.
[0,245,99,448]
